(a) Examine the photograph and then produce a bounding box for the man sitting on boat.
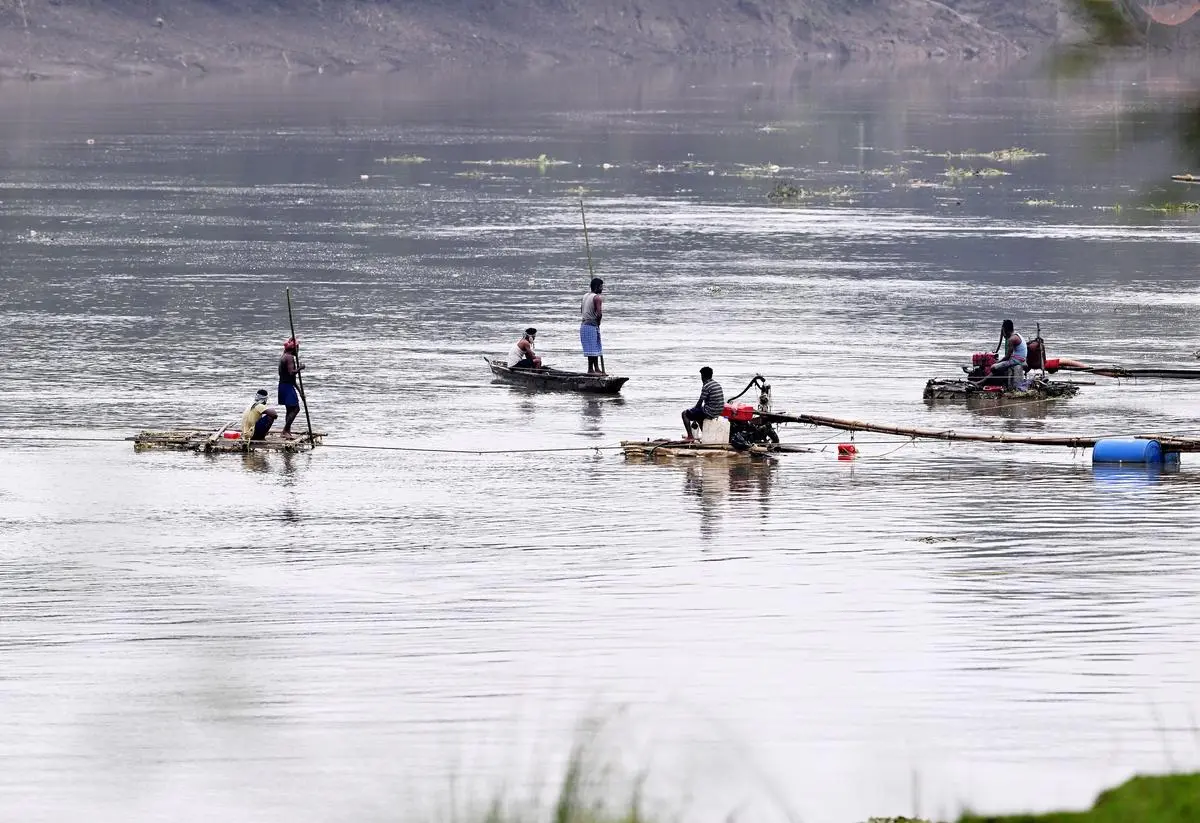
[506,327,543,370]
[989,319,1028,386]
[682,367,725,440]
[580,277,604,374]
[241,389,278,441]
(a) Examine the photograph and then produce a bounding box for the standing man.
[278,337,305,439]
[241,389,278,441]
[681,367,725,440]
[580,277,604,374]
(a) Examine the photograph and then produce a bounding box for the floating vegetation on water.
[1095,203,1123,212]
[904,178,949,189]
[767,181,856,202]
[730,162,786,178]
[1023,199,1077,208]
[940,147,1046,162]
[374,154,429,164]
[463,154,571,170]
[911,536,959,544]
[643,159,719,175]
[860,165,911,177]
[1140,201,1200,213]
[943,166,1009,180]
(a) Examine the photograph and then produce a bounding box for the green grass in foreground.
[477,748,1197,823]
[958,773,1200,823]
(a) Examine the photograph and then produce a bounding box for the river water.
[2,62,1200,823]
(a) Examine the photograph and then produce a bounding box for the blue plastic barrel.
[1092,438,1165,464]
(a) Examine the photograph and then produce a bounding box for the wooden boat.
[621,438,810,461]
[485,357,628,394]
[923,377,1080,402]
[131,426,325,453]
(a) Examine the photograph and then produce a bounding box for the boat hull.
[487,357,628,394]
[923,378,1080,402]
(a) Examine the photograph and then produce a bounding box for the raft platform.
[131,427,325,453]
[621,439,811,460]
[923,378,1080,402]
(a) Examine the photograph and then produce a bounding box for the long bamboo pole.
[286,288,315,446]
[579,198,604,374]
[761,411,1200,451]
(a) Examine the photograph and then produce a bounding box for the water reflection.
[240,451,271,474]
[1091,459,1181,488]
[580,395,625,438]
[678,457,777,540]
[962,397,1058,420]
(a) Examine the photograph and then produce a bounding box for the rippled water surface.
[3,64,1200,823]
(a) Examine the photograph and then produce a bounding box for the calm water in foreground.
[2,62,1200,823]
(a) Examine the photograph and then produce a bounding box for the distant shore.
[0,0,1065,83]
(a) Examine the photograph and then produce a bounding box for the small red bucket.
[837,443,857,460]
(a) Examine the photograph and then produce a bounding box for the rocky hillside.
[0,0,1079,80]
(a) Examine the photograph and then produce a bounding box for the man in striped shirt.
[681,366,725,440]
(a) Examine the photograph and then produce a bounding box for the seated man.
[681,366,725,440]
[506,327,543,370]
[241,389,279,441]
[990,318,1028,386]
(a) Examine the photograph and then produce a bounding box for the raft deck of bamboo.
[131,427,326,453]
[621,439,811,460]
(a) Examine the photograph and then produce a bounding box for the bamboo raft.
[621,439,810,460]
[131,427,325,453]
[923,377,1080,402]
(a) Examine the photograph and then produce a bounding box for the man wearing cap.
[580,277,604,373]
[241,389,278,441]
[278,338,305,439]
[506,327,543,370]
[681,367,724,440]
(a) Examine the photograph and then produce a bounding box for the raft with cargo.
[923,376,1081,402]
[131,426,325,453]
[621,375,798,460]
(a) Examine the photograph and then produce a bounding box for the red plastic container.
[223,431,241,439]
[722,404,755,421]
[837,443,858,459]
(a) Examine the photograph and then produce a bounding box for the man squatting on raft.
[580,277,604,374]
[507,327,543,370]
[682,366,725,440]
[990,319,1028,384]
[278,337,305,439]
[241,389,278,441]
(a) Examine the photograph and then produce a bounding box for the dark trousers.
[252,415,275,440]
